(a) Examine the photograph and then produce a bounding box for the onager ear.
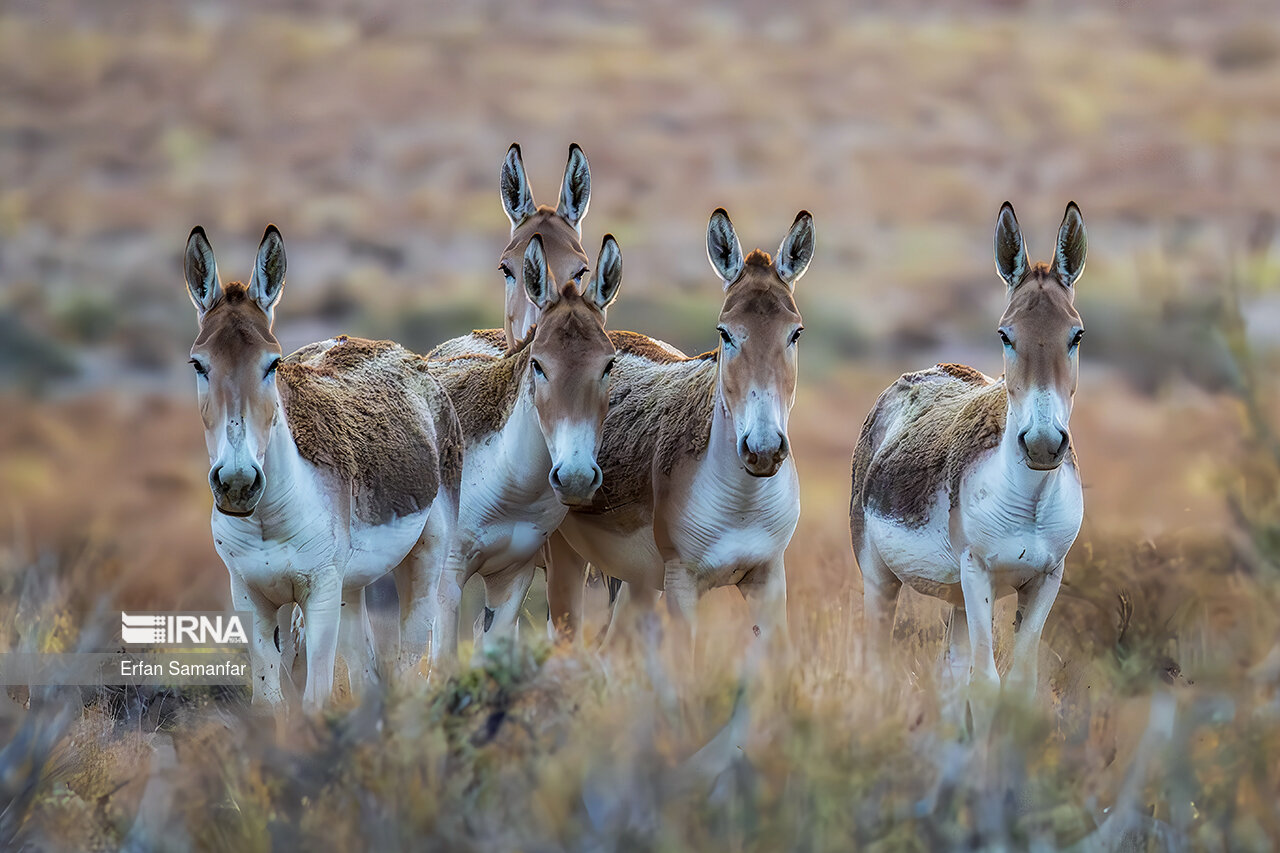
[523,234,556,310]
[994,201,1030,290]
[775,210,815,287]
[556,143,591,231]
[585,233,622,311]
[249,224,287,325]
[1054,201,1087,287]
[707,208,745,288]
[501,143,537,228]
[185,226,221,316]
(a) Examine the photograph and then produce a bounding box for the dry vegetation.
[3,0,1280,850]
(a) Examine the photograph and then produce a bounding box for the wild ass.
[185,225,461,712]
[433,142,654,640]
[553,209,814,649]
[850,202,1087,726]
[434,143,595,360]
[426,232,622,659]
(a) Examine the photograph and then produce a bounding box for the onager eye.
[602,358,615,380]
[717,326,734,347]
[573,266,589,283]
[997,329,1014,349]
[1070,329,1085,350]
[531,359,546,380]
[265,357,281,378]
[789,326,805,346]
[189,358,208,377]
[499,263,515,282]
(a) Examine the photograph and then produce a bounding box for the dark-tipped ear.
[523,234,554,309]
[1054,202,1087,287]
[185,226,221,316]
[556,143,591,231]
[586,234,622,311]
[249,224,287,324]
[707,208,745,288]
[775,210,815,287]
[994,202,1030,289]
[501,143,536,228]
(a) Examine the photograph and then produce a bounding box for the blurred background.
[2,0,1277,610]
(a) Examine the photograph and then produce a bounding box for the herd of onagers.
[183,143,1088,731]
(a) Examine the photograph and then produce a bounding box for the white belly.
[344,507,432,588]
[864,488,961,594]
[557,515,665,589]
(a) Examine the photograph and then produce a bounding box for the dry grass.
[3,516,1279,849]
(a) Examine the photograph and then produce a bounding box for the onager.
[426,233,622,659]
[850,202,1088,727]
[554,208,814,651]
[185,225,460,712]
[433,142,595,359]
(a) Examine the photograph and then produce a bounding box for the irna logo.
[121,612,250,647]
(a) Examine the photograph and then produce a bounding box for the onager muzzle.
[210,460,265,515]
[739,428,790,477]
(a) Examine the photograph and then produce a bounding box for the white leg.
[663,559,699,655]
[940,605,970,728]
[1007,561,1063,701]
[338,586,378,697]
[739,560,789,656]
[426,547,467,669]
[473,562,536,658]
[299,570,342,713]
[959,548,999,735]
[859,545,902,665]
[545,532,587,643]
[230,574,285,710]
[396,493,456,674]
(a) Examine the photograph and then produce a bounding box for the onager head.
[185,225,287,516]
[993,201,1088,470]
[706,208,814,478]
[499,143,593,346]
[522,232,622,506]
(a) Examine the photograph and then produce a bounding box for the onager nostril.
[549,466,563,489]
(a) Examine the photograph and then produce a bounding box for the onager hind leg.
[941,605,972,733]
[395,493,456,675]
[545,532,587,642]
[473,562,536,659]
[338,586,379,696]
[1007,561,1063,701]
[858,543,902,668]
